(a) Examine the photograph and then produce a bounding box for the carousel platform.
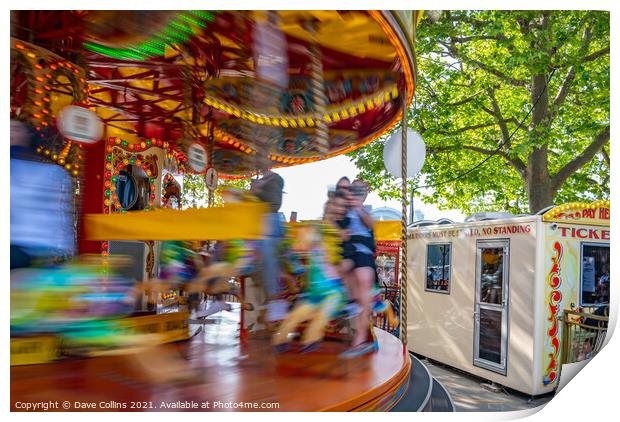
[11,307,411,412]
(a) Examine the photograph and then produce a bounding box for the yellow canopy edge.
[542,200,610,227]
[85,203,269,241]
[374,220,403,241]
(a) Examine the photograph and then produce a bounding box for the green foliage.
[181,174,250,208]
[349,10,609,214]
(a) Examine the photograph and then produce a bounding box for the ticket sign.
[543,200,610,227]
[57,105,103,144]
[187,142,208,173]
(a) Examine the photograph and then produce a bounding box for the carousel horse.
[143,185,259,309]
[191,188,304,313]
[142,240,255,311]
[161,173,182,209]
[11,257,206,383]
[272,222,399,353]
[141,188,306,319]
[192,226,305,312]
[10,258,138,352]
[272,222,349,352]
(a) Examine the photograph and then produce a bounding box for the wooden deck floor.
[11,313,410,411]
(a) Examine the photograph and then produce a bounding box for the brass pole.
[305,20,329,155]
[400,86,408,347]
[207,121,215,208]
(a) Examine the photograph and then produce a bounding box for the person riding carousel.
[250,168,289,323]
[10,119,75,269]
[335,177,379,357]
[272,193,351,353]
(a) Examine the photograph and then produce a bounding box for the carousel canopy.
[11,10,419,178]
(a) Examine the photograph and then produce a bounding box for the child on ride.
[271,197,349,353]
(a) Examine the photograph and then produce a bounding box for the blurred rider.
[250,169,288,323]
[10,120,75,269]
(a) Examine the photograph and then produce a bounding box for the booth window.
[580,243,610,306]
[426,243,451,293]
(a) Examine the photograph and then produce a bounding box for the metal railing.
[561,308,609,364]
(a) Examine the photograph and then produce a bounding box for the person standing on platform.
[250,169,288,323]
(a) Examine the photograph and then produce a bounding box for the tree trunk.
[525,67,554,214]
[525,146,555,213]
[526,178,555,214]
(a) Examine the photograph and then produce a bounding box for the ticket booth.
[406,201,610,395]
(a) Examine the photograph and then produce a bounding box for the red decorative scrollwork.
[543,241,563,385]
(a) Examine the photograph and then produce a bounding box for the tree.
[349,10,609,214]
[182,174,250,208]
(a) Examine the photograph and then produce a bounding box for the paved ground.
[420,358,555,412]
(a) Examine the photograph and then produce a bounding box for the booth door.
[473,240,510,375]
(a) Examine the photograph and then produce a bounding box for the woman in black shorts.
[335,177,377,357]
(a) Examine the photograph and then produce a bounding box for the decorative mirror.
[115,170,138,210]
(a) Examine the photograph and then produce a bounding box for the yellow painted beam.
[85,202,268,241]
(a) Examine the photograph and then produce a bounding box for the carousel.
[10,10,419,411]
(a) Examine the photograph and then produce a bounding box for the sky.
[272,154,465,222]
